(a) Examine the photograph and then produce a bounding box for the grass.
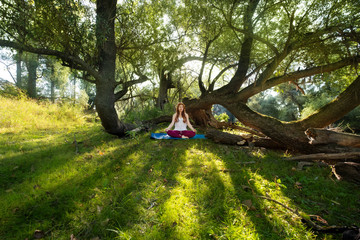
[0,97,359,239]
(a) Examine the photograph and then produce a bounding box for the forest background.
[1,0,360,239]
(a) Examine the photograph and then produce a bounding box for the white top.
[174,117,187,131]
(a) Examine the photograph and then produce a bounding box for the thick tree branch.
[199,41,212,95]
[114,74,148,101]
[209,63,238,92]
[236,56,360,101]
[218,0,260,94]
[198,33,221,95]
[0,40,101,82]
[229,25,279,55]
[171,56,204,72]
[298,75,360,129]
[254,49,291,86]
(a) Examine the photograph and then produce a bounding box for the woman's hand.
[165,128,169,132]
[193,129,197,133]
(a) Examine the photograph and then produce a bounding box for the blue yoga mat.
[150,133,207,140]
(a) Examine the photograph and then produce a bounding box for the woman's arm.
[165,114,176,132]
[185,113,196,132]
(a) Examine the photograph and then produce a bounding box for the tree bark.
[333,162,360,184]
[156,71,174,110]
[50,65,55,103]
[299,76,360,128]
[205,129,283,149]
[95,0,128,136]
[283,152,360,162]
[305,128,360,148]
[16,50,22,88]
[25,53,38,98]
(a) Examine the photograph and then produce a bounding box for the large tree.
[1,0,359,150]
[0,0,151,136]
[178,0,360,152]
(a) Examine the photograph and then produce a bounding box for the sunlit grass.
[0,97,359,239]
[0,96,89,134]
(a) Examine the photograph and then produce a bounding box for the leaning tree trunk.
[183,94,221,128]
[221,76,360,152]
[223,101,313,152]
[95,0,128,136]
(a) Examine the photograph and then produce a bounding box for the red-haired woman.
[165,102,196,138]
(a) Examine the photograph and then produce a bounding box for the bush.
[0,80,27,99]
[337,106,360,133]
[214,112,229,122]
[122,103,174,123]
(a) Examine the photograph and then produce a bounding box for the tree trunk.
[96,82,128,135]
[222,101,311,151]
[283,152,360,162]
[156,71,169,110]
[183,96,220,127]
[50,65,55,103]
[50,80,55,103]
[205,129,283,149]
[333,162,360,184]
[156,71,174,110]
[25,53,38,98]
[206,129,246,145]
[16,50,22,88]
[95,0,128,136]
[305,128,360,148]
[216,76,360,153]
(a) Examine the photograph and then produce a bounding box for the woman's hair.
[175,102,187,123]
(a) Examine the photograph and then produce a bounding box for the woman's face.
[178,104,184,112]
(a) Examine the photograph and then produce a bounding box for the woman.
[165,102,196,138]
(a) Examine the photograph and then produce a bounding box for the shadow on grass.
[1,130,194,239]
[0,128,139,239]
[201,145,304,239]
[0,128,109,194]
[208,145,360,239]
[106,138,195,239]
[3,128,359,239]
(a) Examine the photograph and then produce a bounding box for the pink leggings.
[167,130,196,138]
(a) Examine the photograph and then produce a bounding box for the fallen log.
[212,121,266,137]
[283,152,360,162]
[333,162,360,185]
[206,129,246,145]
[305,128,360,148]
[205,129,283,149]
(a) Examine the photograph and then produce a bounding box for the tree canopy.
[0,0,359,151]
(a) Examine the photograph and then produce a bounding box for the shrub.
[122,103,173,123]
[214,112,229,122]
[0,80,27,99]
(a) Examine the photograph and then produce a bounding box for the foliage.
[301,92,334,119]
[214,112,229,122]
[248,92,281,119]
[0,102,359,239]
[0,0,359,140]
[122,102,174,123]
[337,106,360,133]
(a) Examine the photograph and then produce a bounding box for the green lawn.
[0,98,359,239]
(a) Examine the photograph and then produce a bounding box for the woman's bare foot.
[181,135,189,139]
